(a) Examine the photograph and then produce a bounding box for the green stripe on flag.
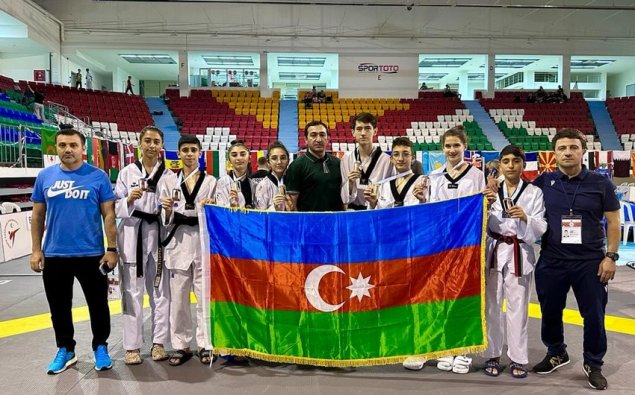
[211,295,484,366]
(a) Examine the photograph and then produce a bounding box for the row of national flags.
[41,128,631,180]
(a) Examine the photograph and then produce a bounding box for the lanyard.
[177,168,199,186]
[354,146,376,169]
[378,170,413,184]
[558,176,582,215]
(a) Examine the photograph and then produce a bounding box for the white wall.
[0,53,49,82]
[607,69,635,98]
[339,55,418,98]
[113,67,138,93]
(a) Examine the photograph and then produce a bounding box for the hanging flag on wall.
[521,152,539,181]
[538,151,556,173]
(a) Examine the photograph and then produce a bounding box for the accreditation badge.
[561,215,582,244]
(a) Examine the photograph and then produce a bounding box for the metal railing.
[0,123,43,168]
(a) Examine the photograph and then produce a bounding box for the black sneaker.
[533,352,570,374]
[583,363,607,390]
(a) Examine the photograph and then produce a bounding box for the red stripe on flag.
[211,245,480,313]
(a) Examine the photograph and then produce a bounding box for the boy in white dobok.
[340,112,394,211]
[483,145,546,379]
[365,137,427,209]
[158,135,216,366]
[115,126,172,365]
[428,125,496,374]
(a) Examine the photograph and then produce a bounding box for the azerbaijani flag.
[203,194,486,367]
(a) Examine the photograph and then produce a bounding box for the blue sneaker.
[47,347,77,375]
[94,345,113,371]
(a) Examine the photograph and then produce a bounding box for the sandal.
[124,349,142,365]
[483,358,501,377]
[197,349,216,365]
[151,344,169,362]
[510,362,528,379]
[168,349,193,366]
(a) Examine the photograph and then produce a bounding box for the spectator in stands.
[535,86,546,103]
[555,85,568,102]
[86,68,94,90]
[250,156,269,184]
[286,121,343,212]
[317,90,327,102]
[443,84,461,99]
[419,82,429,90]
[125,76,134,95]
[303,92,313,108]
[23,84,35,106]
[33,88,45,121]
[30,128,118,374]
[75,69,82,89]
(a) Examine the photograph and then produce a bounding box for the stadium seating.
[166,89,278,150]
[16,80,153,133]
[606,97,635,149]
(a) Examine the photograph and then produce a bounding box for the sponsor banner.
[0,212,32,262]
[339,55,418,98]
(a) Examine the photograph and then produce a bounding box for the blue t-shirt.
[533,166,620,261]
[32,163,115,257]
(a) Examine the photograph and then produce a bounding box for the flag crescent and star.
[303,265,375,312]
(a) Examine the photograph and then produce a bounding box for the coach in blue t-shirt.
[531,128,619,390]
[30,128,118,375]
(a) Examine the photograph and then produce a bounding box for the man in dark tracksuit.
[532,128,619,391]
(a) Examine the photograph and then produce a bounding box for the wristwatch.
[106,247,118,253]
[605,252,619,261]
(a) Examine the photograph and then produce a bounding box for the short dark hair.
[178,134,201,150]
[552,128,587,150]
[350,112,377,129]
[266,140,290,160]
[140,125,164,141]
[304,120,328,138]
[257,156,268,166]
[55,129,86,145]
[391,136,413,151]
[441,125,468,146]
[499,144,526,162]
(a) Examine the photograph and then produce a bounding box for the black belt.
[161,212,199,247]
[348,203,367,211]
[131,210,159,278]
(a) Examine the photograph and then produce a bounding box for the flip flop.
[168,350,193,366]
[483,359,501,377]
[510,362,528,379]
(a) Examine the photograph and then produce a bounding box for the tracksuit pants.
[42,256,110,352]
[535,256,608,369]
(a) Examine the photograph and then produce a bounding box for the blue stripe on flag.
[205,194,484,264]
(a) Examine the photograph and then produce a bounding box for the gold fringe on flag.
[213,345,487,368]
